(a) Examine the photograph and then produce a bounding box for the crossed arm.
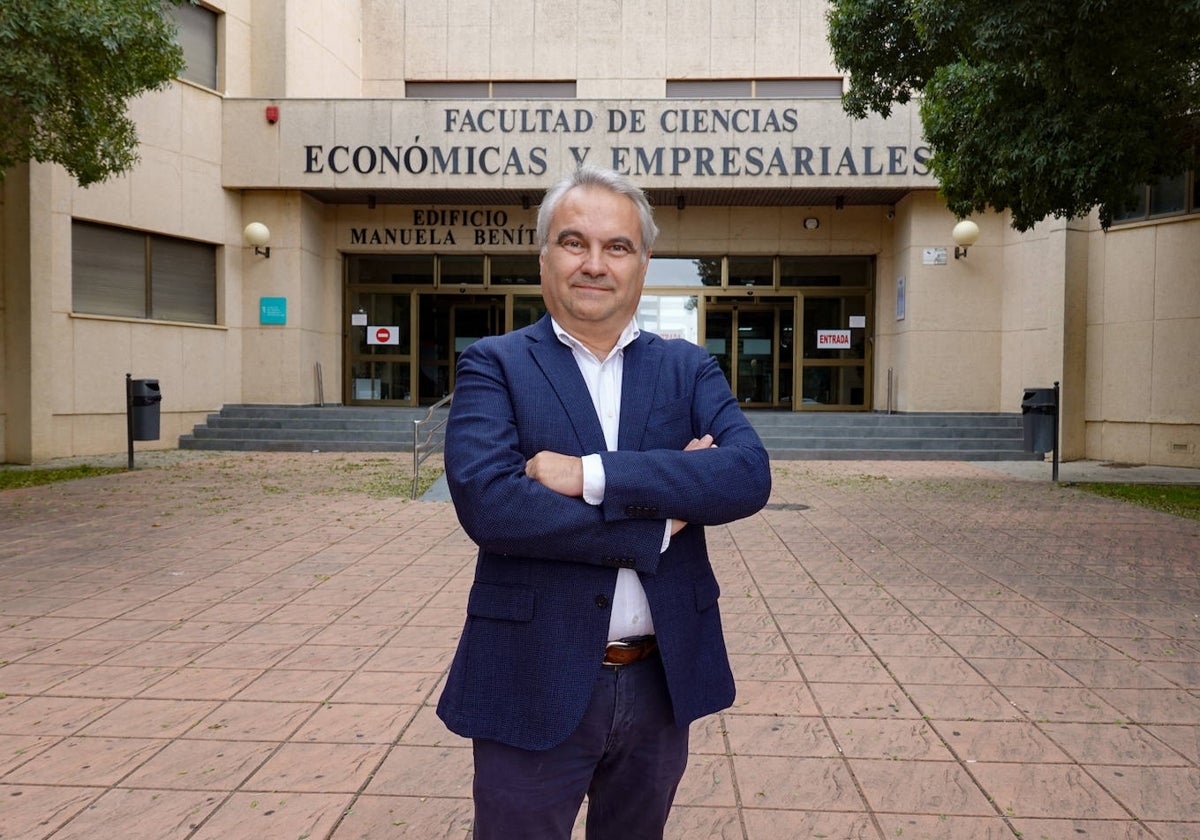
[525,435,717,536]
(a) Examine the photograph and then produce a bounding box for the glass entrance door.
[705,301,794,408]
[346,290,414,404]
[418,294,505,404]
[799,294,870,409]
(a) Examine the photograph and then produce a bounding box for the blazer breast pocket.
[641,397,693,449]
[467,582,535,622]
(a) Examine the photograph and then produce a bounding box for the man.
[437,165,771,839]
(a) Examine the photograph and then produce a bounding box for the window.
[406,81,577,98]
[72,222,217,324]
[1113,169,1199,224]
[666,79,842,99]
[170,2,218,89]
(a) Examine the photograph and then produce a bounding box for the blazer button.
[595,595,609,609]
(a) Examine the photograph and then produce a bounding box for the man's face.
[539,185,649,346]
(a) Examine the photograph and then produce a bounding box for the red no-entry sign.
[367,326,400,345]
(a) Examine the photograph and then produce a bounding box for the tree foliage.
[827,0,1200,230]
[0,0,186,187]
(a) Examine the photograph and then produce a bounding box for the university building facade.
[2,0,1198,466]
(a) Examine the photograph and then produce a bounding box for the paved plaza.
[1,451,1198,839]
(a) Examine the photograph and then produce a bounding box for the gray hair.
[535,164,659,260]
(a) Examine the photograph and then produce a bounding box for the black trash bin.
[129,378,162,441]
[1021,387,1057,454]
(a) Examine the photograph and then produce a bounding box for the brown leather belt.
[603,636,658,667]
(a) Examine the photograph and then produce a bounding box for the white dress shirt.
[551,317,668,642]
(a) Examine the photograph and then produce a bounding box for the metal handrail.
[411,393,453,499]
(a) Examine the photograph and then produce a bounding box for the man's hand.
[525,451,585,497]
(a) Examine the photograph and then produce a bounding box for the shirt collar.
[551,317,641,361]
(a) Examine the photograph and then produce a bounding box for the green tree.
[0,0,187,187]
[827,0,1200,230]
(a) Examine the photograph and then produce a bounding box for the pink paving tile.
[0,784,101,839]
[0,662,85,694]
[137,667,265,701]
[234,668,350,702]
[292,702,418,744]
[873,814,1017,840]
[47,664,173,698]
[968,656,1083,687]
[877,655,988,685]
[364,744,473,797]
[722,714,835,758]
[1085,765,1200,822]
[1002,686,1128,723]
[741,809,878,840]
[397,704,466,747]
[1040,722,1193,765]
[327,794,473,839]
[190,700,319,741]
[794,654,895,684]
[930,720,1072,763]
[101,640,215,667]
[72,618,177,642]
[4,736,166,786]
[1060,659,1180,689]
[361,644,455,672]
[674,753,738,807]
[47,787,222,840]
[121,738,277,790]
[190,791,353,840]
[0,695,116,736]
[78,698,220,738]
[850,758,995,815]
[310,622,404,647]
[826,717,950,760]
[727,653,803,682]
[1143,724,1200,764]
[722,630,788,655]
[659,805,743,839]
[732,755,866,811]
[1144,821,1200,840]
[189,642,297,669]
[807,681,923,719]
[0,733,60,774]
[725,679,818,716]
[332,670,444,705]
[1008,818,1157,839]
[1093,688,1200,725]
[689,714,729,755]
[243,741,388,792]
[904,683,1026,721]
[17,638,135,665]
[968,762,1127,819]
[276,643,379,671]
[782,633,869,656]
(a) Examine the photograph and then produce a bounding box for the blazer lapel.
[617,332,662,451]
[527,318,608,454]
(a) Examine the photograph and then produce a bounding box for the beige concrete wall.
[363,0,837,93]
[1084,216,1200,467]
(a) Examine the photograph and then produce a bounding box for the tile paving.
[1,451,1198,839]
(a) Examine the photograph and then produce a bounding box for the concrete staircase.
[181,405,1039,461]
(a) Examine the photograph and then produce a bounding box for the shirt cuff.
[581,453,605,505]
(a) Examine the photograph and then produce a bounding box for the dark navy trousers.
[471,655,690,840]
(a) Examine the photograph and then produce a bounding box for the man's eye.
[608,243,631,254]
[560,239,585,251]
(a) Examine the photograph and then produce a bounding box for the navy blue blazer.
[437,315,771,751]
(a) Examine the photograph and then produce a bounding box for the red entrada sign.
[816,330,852,349]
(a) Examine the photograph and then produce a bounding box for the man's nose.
[580,245,606,275]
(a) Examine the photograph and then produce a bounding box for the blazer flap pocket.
[467,582,535,622]
[693,575,721,611]
[652,396,691,424]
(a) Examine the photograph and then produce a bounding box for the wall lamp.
[243,222,271,258]
[952,219,980,259]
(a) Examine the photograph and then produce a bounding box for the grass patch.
[0,464,126,492]
[1075,483,1200,521]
